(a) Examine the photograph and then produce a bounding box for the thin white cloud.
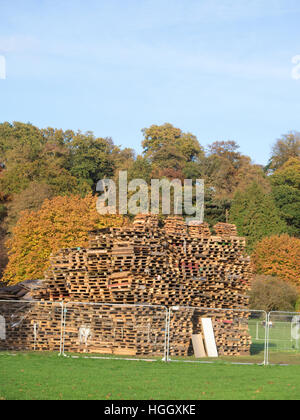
[188,0,299,21]
[0,35,40,54]
[38,37,290,82]
[1,0,298,82]
[98,0,300,28]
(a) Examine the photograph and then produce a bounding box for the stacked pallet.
[26,217,252,357]
[1,216,253,357]
[213,222,238,237]
[188,222,211,238]
[0,280,43,301]
[168,307,195,356]
[167,309,251,357]
[190,309,251,356]
[133,214,159,231]
[164,216,187,235]
[0,301,62,352]
[0,299,166,356]
[62,303,167,356]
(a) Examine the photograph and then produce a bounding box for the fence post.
[162,307,167,362]
[266,312,270,366]
[61,302,68,357]
[166,307,171,362]
[59,301,64,356]
[263,311,268,366]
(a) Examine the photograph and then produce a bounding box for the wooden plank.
[0,315,6,340]
[201,318,218,358]
[192,334,206,358]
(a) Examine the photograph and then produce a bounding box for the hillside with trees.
[0,121,299,306]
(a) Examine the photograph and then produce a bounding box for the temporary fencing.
[167,306,267,365]
[0,299,299,365]
[61,302,168,361]
[266,311,300,365]
[0,300,63,353]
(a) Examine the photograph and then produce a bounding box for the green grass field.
[0,352,300,400]
[166,318,300,365]
[0,315,299,400]
[248,318,300,364]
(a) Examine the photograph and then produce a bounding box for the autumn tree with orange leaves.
[252,234,300,289]
[3,194,125,285]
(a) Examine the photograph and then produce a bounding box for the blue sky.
[0,0,300,165]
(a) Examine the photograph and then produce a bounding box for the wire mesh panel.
[267,312,300,365]
[0,300,63,353]
[62,302,168,360]
[167,306,267,364]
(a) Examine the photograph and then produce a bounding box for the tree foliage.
[205,141,269,200]
[1,121,300,284]
[270,158,300,236]
[270,157,300,189]
[5,182,55,232]
[0,122,123,197]
[252,235,300,289]
[250,275,299,312]
[2,194,125,285]
[271,185,300,236]
[268,132,300,171]
[142,123,204,177]
[230,182,287,251]
[67,132,118,191]
[0,122,79,195]
[0,204,6,222]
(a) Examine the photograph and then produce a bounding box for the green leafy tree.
[268,132,300,171]
[270,157,300,188]
[204,188,231,227]
[230,182,287,251]
[142,123,204,176]
[127,156,152,183]
[205,141,270,200]
[67,133,116,191]
[271,185,300,236]
[0,122,88,196]
[0,204,6,222]
[270,158,300,236]
[111,147,135,173]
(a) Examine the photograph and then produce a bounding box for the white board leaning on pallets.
[201,318,218,358]
[192,334,207,358]
[0,315,6,340]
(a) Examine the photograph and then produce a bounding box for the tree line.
[0,121,299,309]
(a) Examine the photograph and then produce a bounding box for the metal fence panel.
[3,298,300,366]
[0,300,63,353]
[167,306,267,365]
[266,311,300,365]
[62,302,168,360]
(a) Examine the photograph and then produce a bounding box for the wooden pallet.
[6,217,253,357]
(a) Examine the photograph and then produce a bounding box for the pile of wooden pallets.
[0,301,62,352]
[23,216,253,357]
[0,280,43,301]
[164,216,187,235]
[133,214,159,231]
[188,222,211,238]
[0,216,253,357]
[189,309,252,357]
[62,303,167,356]
[213,222,238,237]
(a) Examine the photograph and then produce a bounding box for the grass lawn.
[0,352,300,400]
